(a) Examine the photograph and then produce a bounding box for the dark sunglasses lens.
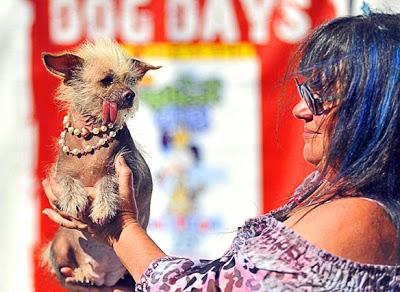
[314,100,324,115]
[299,85,319,115]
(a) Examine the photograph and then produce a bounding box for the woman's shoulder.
[284,197,399,266]
[236,200,400,291]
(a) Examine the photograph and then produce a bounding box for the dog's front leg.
[56,175,88,217]
[90,175,119,225]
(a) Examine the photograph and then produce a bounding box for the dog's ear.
[42,53,84,85]
[131,58,161,80]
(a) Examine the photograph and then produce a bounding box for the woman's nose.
[292,99,313,121]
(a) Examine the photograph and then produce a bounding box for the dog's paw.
[91,176,119,225]
[56,176,88,217]
[90,202,117,225]
[89,210,109,226]
[57,193,88,217]
[71,267,95,286]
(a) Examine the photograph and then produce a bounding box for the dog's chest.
[56,142,120,186]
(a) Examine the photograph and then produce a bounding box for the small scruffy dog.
[42,39,159,286]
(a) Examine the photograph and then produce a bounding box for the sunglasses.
[295,78,336,116]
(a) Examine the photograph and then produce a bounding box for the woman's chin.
[303,151,322,166]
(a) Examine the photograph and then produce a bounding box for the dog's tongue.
[110,102,118,124]
[102,100,118,124]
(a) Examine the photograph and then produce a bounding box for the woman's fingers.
[42,208,75,228]
[71,217,90,230]
[114,156,138,223]
[43,208,86,230]
[42,179,59,208]
[115,156,134,199]
[42,157,138,243]
[43,178,91,227]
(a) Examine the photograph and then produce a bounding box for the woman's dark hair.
[296,13,400,232]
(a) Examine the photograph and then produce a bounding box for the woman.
[43,13,400,291]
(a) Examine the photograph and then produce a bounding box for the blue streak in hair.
[361,1,372,16]
[377,47,400,129]
[340,43,378,171]
[299,53,354,76]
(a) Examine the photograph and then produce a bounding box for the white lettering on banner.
[48,0,316,45]
[86,0,116,39]
[274,0,311,43]
[240,0,275,43]
[50,0,80,44]
[120,0,153,43]
[167,0,198,42]
[202,0,239,42]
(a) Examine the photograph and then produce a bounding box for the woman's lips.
[303,128,320,139]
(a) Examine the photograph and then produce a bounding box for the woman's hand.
[42,155,139,246]
[44,155,166,281]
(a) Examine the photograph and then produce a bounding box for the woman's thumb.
[116,155,134,197]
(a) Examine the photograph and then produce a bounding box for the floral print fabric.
[136,172,400,291]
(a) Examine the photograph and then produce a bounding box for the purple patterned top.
[136,172,400,291]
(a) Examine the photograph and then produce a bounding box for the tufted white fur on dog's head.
[42,38,161,127]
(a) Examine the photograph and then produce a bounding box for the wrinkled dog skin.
[41,39,160,287]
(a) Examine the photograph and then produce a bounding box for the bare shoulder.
[284,197,399,265]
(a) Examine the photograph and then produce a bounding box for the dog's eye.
[100,75,113,87]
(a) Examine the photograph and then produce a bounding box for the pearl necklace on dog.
[58,115,122,156]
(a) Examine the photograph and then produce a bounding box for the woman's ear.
[131,58,161,80]
[42,53,84,84]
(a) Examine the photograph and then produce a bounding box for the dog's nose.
[122,90,135,103]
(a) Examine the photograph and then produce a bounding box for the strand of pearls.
[59,115,122,156]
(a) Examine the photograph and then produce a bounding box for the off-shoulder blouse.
[136,172,400,291]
